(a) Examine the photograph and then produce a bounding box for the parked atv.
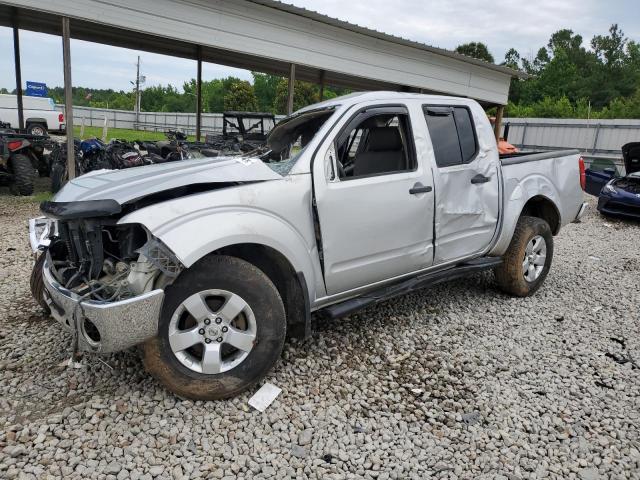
[0,129,51,195]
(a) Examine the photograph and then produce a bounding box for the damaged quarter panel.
[118,174,323,301]
[490,150,583,256]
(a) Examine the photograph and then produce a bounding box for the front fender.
[119,205,321,301]
[490,173,562,256]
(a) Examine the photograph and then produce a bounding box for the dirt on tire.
[494,215,554,297]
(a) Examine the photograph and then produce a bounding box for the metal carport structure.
[0,0,524,178]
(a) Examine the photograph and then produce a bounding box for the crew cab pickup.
[29,92,587,400]
[0,94,65,136]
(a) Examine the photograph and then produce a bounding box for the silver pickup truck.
[30,92,587,400]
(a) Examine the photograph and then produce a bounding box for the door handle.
[471,174,490,184]
[409,183,433,195]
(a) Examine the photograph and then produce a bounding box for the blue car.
[585,142,640,219]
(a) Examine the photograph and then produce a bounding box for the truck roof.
[299,91,477,113]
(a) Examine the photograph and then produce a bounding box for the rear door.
[424,105,500,264]
[313,105,435,295]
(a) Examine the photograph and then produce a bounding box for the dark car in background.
[585,142,640,219]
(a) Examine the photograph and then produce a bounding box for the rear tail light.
[8,140,22,150]
[58,113,65,123]
[579,157,586,190]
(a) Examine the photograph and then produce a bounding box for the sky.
[1,0,638,92]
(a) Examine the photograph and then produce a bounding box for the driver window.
[336,112,415,180]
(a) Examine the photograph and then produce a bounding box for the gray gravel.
[1,191,639,480]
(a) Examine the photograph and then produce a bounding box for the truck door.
[313,105,435,296]
[423,105,500,264]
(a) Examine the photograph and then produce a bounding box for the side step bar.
[320,256,503,320]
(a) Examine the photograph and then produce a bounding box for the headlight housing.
[603,181,617,195]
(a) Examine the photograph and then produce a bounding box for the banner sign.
[25,81,48,97]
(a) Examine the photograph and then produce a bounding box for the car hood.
[622,142,640,175]
[52,156,282,204]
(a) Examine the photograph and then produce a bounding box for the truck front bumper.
[42,259,164,353]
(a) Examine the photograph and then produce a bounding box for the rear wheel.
[26,123,47,136]
[143,255,286,400]
[494,216,554,297]
[9,154,35,196]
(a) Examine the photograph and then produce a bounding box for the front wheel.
[143,255,286,400]
[494,216,554,297]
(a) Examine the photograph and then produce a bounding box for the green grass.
[13,190,53,203]
[73,126,196,142]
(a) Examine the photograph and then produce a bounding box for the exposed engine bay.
[46,219,182,302]
[613,174,640,194]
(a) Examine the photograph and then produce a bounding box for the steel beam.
[196,45,202,141]
[318,69,325,101]
[287,63,296,115]
[62,17,75,179]
[493,105,504,142]
[12,10,24,130]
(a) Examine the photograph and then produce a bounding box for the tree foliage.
[503,24,640,118]
[223,80,259,111]
[455,42,494,63]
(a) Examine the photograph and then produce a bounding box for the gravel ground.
[0,191,639,480]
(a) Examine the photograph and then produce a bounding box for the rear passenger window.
[424,106,478,167]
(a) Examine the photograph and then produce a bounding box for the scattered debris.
[461,411,481,426]
[248,383,282,412]
[592,306,603,313]
[588,255,601,261]
[594,380,614,390]
[610,337,626,349]
[322,454,333,463]
[555,315,565,322]
[354,425,367,434]
[605,352,629,365]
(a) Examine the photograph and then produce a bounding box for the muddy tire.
[30,253,50,314]
[143,255,286,400]
[494,216,554,297]
[9,154,35,196]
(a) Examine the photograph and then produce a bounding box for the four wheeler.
[0,128,51,196]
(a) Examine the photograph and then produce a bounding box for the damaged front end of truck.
[29,155,285,353]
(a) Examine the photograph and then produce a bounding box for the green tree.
[223,80,259,111]
[252,72,281,112]
[273,79,318,114]
[455,42,494,63]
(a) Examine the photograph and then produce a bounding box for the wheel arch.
[520,195,561,235]
[212,243,311,339]
[25,117,48,128]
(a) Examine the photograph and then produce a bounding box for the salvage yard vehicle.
[29,92,587,400]
[584,142,640,219]
[205,111,276,153]
[0,94,66,136]
[0,128,50,195]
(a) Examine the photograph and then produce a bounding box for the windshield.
[251,107,336,175]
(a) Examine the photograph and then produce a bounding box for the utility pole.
[135,55,140,127]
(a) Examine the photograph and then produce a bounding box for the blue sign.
[25,81,48,97]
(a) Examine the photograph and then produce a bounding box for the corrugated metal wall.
[502,118,640,159]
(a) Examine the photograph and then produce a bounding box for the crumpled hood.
[53,156,282,204]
